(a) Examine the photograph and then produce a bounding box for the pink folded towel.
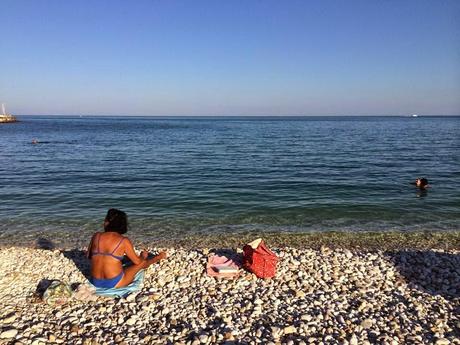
[206,255,240,278]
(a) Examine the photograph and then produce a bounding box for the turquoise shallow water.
[0,116,459,238]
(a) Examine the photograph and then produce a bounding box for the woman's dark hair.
[104,208,128,234]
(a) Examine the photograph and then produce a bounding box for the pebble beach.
[0,243,459,345]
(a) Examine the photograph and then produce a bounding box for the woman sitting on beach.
[87,208,166,288]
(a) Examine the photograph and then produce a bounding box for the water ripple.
[0,116,459,237]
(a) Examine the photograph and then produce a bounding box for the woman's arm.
[123,238,146,265]
[149,251,167,264]
[86,233,96,259]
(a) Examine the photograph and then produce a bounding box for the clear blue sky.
[1,0,459,115]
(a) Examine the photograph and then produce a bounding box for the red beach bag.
[243,238,278,278]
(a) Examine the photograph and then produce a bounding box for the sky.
[1,0,459,116]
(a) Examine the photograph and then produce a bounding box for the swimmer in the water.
[411,177,429,190]
[32,139,38,144]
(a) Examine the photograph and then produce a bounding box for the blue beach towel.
[90,270,145,298]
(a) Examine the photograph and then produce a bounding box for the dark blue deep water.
[0,116,459,239]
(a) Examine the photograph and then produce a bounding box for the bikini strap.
[110,237,125,255]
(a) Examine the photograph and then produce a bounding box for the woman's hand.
[140,250,149,260]
[156,251,167,260]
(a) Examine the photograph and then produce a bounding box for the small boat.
[0,103,17,123]
[411,114,418,117]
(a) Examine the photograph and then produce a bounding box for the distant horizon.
[2,1,459,115]
[16,113,460,117]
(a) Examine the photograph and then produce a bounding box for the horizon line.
[16,114,460,117]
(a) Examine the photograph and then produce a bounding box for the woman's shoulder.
[105,231,127,242]
[119,234,130,243]
[91,231,126,248]
[92,231,119,242]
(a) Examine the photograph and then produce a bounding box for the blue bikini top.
[91,233,125,261]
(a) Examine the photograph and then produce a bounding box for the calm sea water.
[0,116,459,239]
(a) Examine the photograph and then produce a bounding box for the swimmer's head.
[415,178,429,189]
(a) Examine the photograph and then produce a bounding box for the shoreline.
[144,231,460,251]
[0,233,459,344]
[1,230,459,251]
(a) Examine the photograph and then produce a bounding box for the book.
[213,265,239,274]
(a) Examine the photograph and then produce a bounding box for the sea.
[0,115,459,240]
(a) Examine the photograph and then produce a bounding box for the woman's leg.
[115,254,164,288]
[115,261,146,288]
